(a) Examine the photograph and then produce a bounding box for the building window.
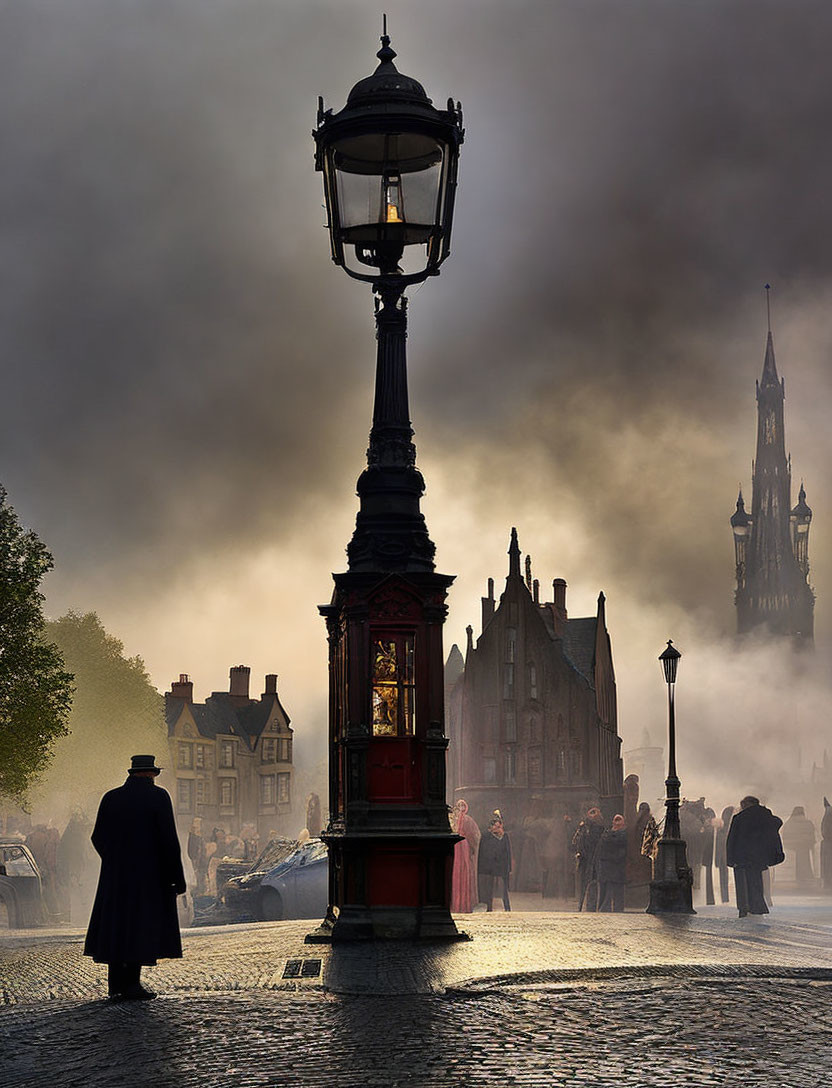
[528,748,543,786]
[529,715,542,745]
[371,633,415,737]
[196,779,209,805]
[177,778,194,812]
[260,774,276,806]
[261,738,276,764]
[557,748,567,779]
[277,772,291,804]
[504,707,516,742]
[219,741,235,769]
[483,757,497,784]
[528,663,538,701]
[178,743,193,770]
[503,664,514,700]
[279,738,291,763]
[506,627,516,663]
[195,745,205,770]
[504,748,517,784]
[219,778,236,808]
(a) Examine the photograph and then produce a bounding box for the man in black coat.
[572,806,605,912]
[478,816,512,911]
[726,795,784,917]
[84,754,186,1000]
[597,814,628,912]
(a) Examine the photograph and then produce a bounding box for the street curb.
[447,962,832,994]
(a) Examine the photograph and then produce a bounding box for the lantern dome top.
[346,33,432,109]
[730,489,750,528]
[791,481,812,520]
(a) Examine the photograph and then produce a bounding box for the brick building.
[446,529,623,828]
[163,666,295,838]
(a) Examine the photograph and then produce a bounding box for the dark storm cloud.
[1,0,831,638]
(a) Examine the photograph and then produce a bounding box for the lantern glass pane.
[332,131,445,246]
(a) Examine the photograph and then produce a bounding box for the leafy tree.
[38,612,167,815]
[0,486,74,803]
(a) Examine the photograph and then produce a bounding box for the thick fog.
[2,2,831,819]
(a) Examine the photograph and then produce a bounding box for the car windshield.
[0,846,37,877]
[249,838,295,874]
[285,839,328,867]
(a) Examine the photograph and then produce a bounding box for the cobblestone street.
[3,909,832,1086]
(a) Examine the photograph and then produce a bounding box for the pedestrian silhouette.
[84,754,186,1000]
[726,795,784,917]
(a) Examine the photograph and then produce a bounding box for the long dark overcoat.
[726,803,784,871]
[84,776,186,965]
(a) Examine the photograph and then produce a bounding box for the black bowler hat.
[128,754,162,775]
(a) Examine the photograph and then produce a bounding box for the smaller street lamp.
[647,640,695,914]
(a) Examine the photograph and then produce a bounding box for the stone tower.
[731,327,814,644]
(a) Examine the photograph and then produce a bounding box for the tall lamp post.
[308,26,465,941]
[647,641,695,914]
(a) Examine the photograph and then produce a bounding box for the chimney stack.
[481,576,495,629]
[229,665,251,701]
[170,674,193,703]
[533,578,540,605]
[263,673,278,697]
[551,578,568,637]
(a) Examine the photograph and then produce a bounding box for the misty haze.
[2,4,832,1086]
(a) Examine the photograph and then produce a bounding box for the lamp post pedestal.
[647,776,695,914]
[309,567,461,943]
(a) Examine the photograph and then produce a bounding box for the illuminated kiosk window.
[371,635,415,737]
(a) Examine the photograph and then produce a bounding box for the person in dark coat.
[714,805,735,904]
[84,755,186,1000]
[572,807,604,911]
[478,816,512,911]
[781,806,816,883]
[725,795,784,917]
[821,798,832,892]
[597,814,628,912]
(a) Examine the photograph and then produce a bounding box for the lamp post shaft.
[346,280,436,574]
[663,681,681,841]
[370,282,414,464]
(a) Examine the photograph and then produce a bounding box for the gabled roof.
[165,688,290,746]
[562,617,598,686]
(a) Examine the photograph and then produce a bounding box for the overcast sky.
[3,1,831,803]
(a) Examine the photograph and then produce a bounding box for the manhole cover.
[283,958,322,979]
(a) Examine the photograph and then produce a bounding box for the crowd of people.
[449,781,832,916]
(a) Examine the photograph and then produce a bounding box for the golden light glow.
[386,203,402,223]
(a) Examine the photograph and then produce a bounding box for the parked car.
[258,838,328,921]
[0,843,45,928]
[187,837,295,925]
[223,838,328,922]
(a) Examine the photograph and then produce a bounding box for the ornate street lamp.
[647,641,695,914]
[308,25,464,941]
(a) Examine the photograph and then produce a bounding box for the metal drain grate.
[282,958,322,979]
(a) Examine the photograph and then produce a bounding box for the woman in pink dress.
[451,799,481,912]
